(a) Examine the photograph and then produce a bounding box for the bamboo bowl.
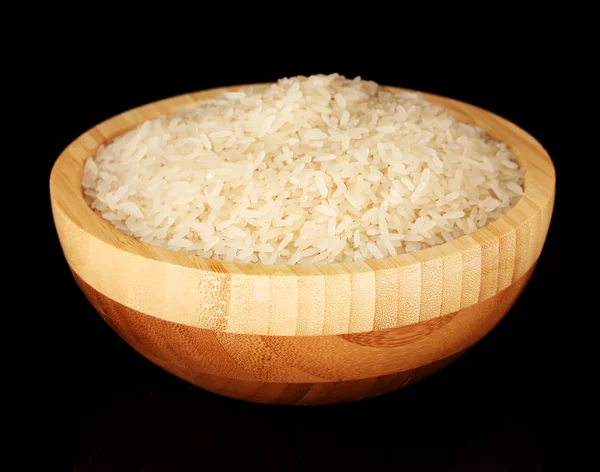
[50,85,555,405]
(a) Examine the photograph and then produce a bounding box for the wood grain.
[73,266,532,405]
[50,84,555,404]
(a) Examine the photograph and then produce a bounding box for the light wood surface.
[50,85,555,404]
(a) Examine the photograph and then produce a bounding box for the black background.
[42,33,561,471]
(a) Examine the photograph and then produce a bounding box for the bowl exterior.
[71,267,534,405]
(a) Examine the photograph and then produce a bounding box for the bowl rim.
[50,84,555,277]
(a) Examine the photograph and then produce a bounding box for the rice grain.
[82,74,524,265]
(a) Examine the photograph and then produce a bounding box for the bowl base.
[156,350,466,405]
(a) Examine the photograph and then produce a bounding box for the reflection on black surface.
[74,382,542,471]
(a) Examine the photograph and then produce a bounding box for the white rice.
[82,74,524,265]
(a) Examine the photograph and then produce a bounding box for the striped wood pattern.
[73,266,533,404]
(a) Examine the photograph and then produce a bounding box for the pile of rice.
[82,74,524,265]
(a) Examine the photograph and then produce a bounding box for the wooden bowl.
[50,85,555,405]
